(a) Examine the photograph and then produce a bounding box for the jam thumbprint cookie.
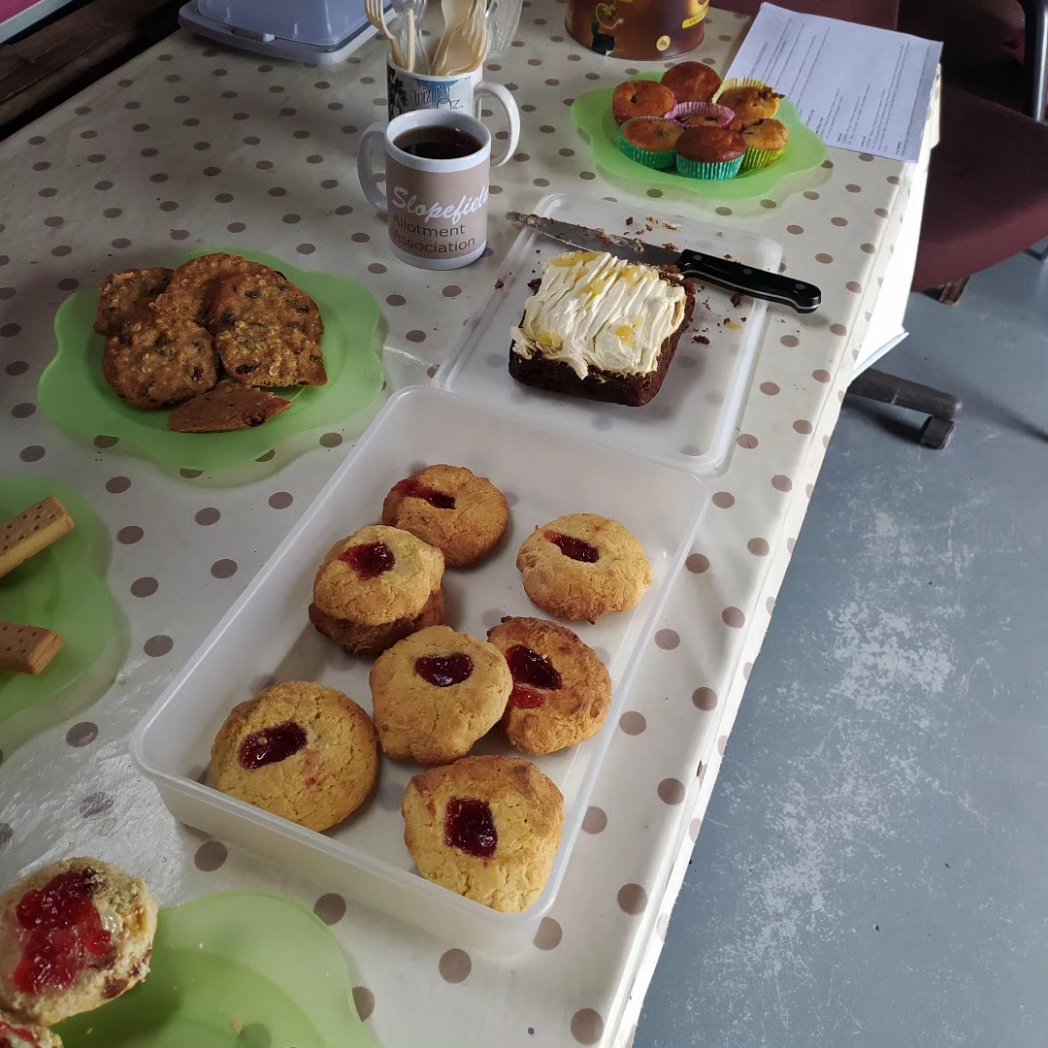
[402,755,564,912]
[487,616,612,755]
[210,681,378,831]
[0,1009,62,1047]
[370,626,512,765]
[310,524,445,658]
[0,858,158,1027]
[381,464,510,568]
[516,513,652,622]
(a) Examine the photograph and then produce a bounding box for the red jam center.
[13,869,112,996]
[338,540,395,579]
[238,720,308,769]
[506,645,563,690]
[444,798,497,859]
[0,1018,39,1045]
[415,653,474,687]
[396,478,456,510]
[547,531,599,563]
[509,686,545,709]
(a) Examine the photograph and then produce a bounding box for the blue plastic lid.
[195,0,368,48]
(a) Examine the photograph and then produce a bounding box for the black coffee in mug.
[393,125,482,160]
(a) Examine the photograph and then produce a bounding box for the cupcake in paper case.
[669,101,736,130]
[674,125,746,180]
[714,77,785,130]
[740,118,791,171]
[619,116,683,169]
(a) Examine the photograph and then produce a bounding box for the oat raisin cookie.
[370,626,512,764]
[102,313,218,409]
[516,513,652,622]
[381,464,510,568]
[94,267,173,337]
[402,755,564,912]
[151,253,276,324]
[487,616,612,755]
[210,269,326,388]
[310,525,445,657]
[168,379,291,433]
[0,1008,62,1047]
[210,681,378,832]
[0,858,158,1027]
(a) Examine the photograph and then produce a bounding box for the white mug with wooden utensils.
[359,109,493,270]
[386,58,519,161]
[507,212,822,313]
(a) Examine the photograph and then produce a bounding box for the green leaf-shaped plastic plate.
[571,81,828,201]
[0,476,118,737]
[56,892,376,1048]
[38,250,385,472]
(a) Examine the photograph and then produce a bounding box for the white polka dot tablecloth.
[0,4,926,1046]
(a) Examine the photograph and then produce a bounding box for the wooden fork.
[365,0,408,69]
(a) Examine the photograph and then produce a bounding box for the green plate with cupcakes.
[572,73,827,201]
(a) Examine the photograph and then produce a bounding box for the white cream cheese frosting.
[510,251,688,380]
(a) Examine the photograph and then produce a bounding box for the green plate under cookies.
[55,892,376,1048]
[0,476,119,743]
[38,249,385,473]
[572,79,828,201]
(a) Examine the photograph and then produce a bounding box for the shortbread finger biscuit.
[0,623,63,676]
[0,497,75,579]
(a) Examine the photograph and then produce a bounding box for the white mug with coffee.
[358,109,492,271]
[386,59,520,165]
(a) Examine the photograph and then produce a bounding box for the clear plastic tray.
[435,192,785,475]
[132,387,709,953]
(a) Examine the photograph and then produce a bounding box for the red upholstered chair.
[713,1,1048,446]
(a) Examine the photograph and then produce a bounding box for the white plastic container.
[132,387,709,953]
[435,192,785,475]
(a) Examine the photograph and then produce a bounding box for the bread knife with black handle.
[506,212,821,314]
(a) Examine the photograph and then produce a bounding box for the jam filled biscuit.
[151,253,277,325]
[210,681,378,832]
[310,525,445,657]
[0,858,158,1027]
[102,313,218,410]
[0,1009,62,1047]
[515,513,652,622]
[402,755,564,912]
[370,626,512,765]
[381,464,510,568]
[487,616,612,755]
[94,267,173,337]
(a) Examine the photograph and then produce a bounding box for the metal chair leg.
[846,368,962,449]
[1026,0,1048,122]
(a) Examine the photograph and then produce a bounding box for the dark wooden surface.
[0,0,183,139]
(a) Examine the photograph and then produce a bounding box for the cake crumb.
[663,242,679,252]
[494,277,505,290]
[625,216,634,226]
[730,292,744,308]
[695,335,710,345]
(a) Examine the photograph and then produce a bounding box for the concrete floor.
[636,250,1048,1048]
